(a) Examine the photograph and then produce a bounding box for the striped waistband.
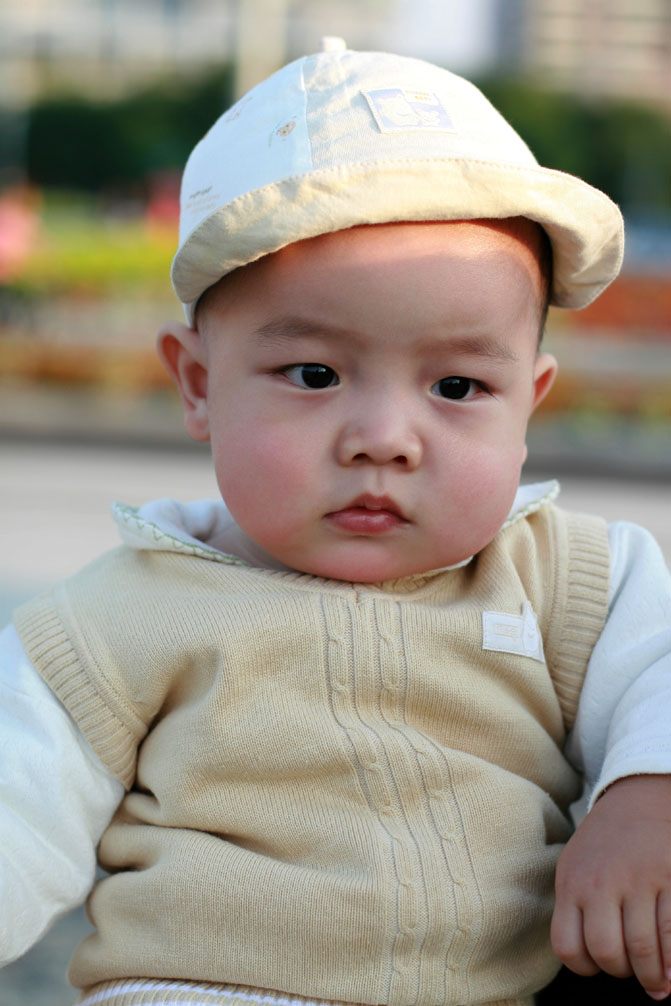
[75,978,532,1006]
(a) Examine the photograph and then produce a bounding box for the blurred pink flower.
[0,189,41,282]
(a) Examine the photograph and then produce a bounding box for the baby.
[2,40,671,1006]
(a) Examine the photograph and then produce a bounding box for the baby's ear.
[531,352,558,412]
[156,322,211,442]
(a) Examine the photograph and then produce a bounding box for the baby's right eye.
[281,364,339,389]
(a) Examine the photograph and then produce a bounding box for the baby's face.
[166,220,556,581]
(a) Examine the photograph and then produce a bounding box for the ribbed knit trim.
[77,980,360,1006]
[76,980,531,1006]
[12,591,142,789]
[546,511,610,732]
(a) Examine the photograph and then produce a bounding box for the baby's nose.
[336,409,422,469]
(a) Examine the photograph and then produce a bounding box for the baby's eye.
[431,376,485,400]
[282,363,339,389]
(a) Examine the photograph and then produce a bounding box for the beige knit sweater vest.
[14,504,610,1006]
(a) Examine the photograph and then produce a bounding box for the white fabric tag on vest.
[482,601,546,664]
[362,88,456,133]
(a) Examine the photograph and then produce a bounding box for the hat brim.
[172,157,624,325]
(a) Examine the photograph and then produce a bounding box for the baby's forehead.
[199,218,546,321]
[268,216,544,264]
[197,218,547,346]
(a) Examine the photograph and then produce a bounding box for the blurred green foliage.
[25,66,234,193]
[8,202,174,298]
[476,77,671,217]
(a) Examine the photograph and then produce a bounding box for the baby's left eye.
[281,363,339,389]
[432,377,485,400]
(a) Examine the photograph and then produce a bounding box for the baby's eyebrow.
[252,316,348,346]
[253,316,520,363]
[442,334,520,363]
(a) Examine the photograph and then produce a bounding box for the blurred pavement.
[0,439,670,1005]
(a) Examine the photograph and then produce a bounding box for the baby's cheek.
[471,445,523,506]
[252,429,316,496]
[214,431,314,543]
[438,442,523,547]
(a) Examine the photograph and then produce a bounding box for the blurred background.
[0,1,670,1003]
[1,0,670,467]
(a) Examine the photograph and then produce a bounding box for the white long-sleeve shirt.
[1,482,671,967]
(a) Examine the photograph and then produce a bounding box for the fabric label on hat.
[363,88,455,133]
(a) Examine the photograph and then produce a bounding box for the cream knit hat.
[172,39,624,325]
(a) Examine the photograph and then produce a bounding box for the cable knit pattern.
[13,504,609,1006]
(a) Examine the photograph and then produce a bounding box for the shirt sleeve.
[565,521,671,823]
[0,622,124,966]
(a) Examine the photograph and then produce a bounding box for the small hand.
[551,775,671,1001]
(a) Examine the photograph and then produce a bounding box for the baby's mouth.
[326,495,409,535]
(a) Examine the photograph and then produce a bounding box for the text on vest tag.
[482,601,546,664]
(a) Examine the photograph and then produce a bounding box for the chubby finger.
[581,901,632,979]
[657,890,671,986]
[622,895,668,998]
[551,901,601,976]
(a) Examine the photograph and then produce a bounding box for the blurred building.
[3,0,670,106]
[0,0,397,103]
[498,0,671,105]
[0,0,234,103]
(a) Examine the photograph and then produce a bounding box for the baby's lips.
[342,493,408,520]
